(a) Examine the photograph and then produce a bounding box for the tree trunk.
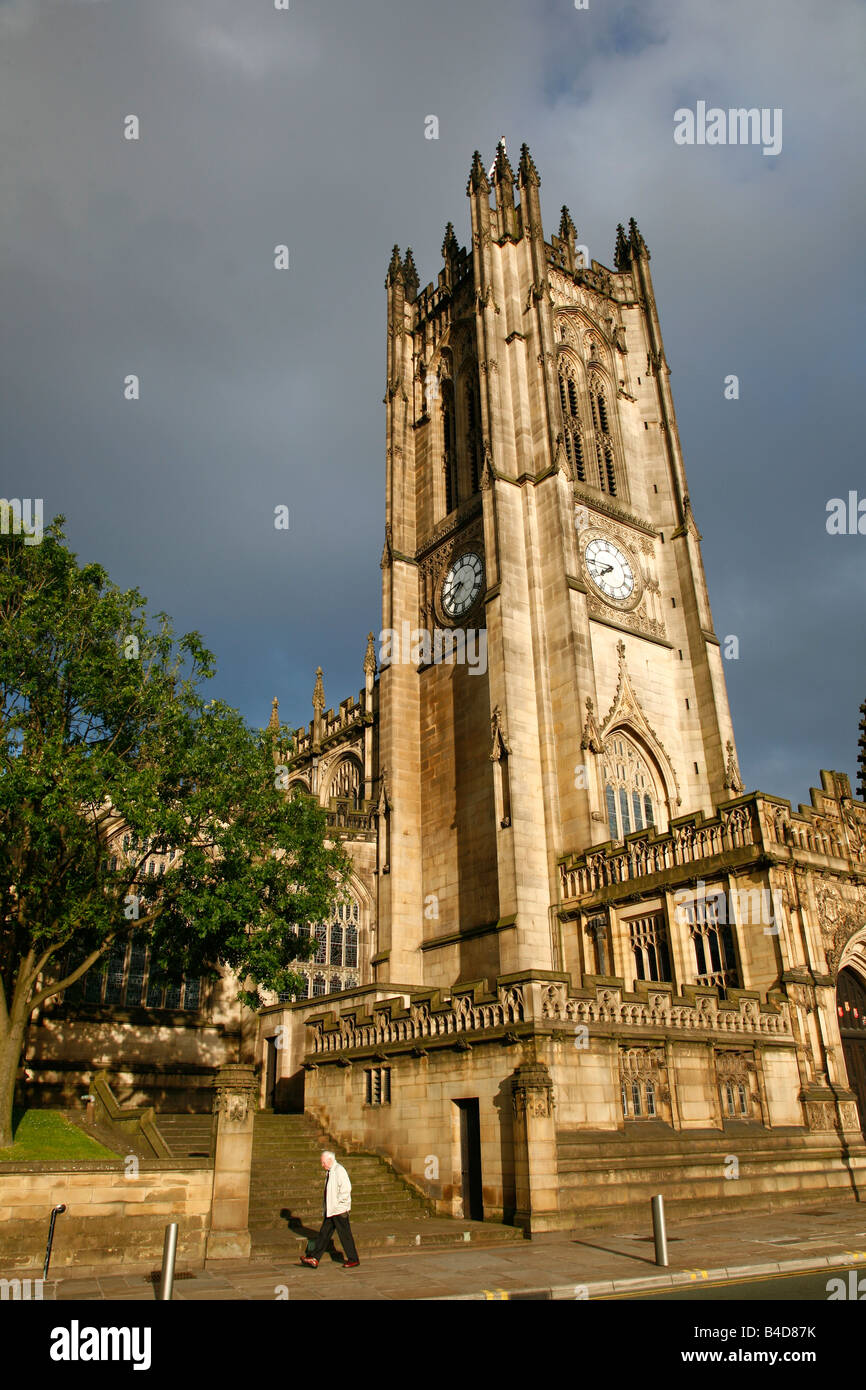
[0,1018,28,1149]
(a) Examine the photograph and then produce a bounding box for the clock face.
[584,537,635,601]
[442,551,484,619]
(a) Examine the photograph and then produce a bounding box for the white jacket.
[325,1161,352,1217]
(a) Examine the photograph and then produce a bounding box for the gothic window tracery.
[589,374,617,495]
[682,896,740,989]
[464,374,482,495]
[619,1047,666,1121]
[63,933,202,1013]
[292,896,365,997]
[628,913,671,984]
[602,734,659,840]
[558,359,585,482]
[329,758,362,807]
[442,379,458,513]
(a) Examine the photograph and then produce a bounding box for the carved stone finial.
[518,143,541,188]
[723,739,745,794]
[268,696,279,733]
[441,221,459,263]
[681,492,702,539]
[386,244,403,287]
[616,639,627,661]
[491,137,514,184]
[381,523,393,570]
[402,247,419,301]
[614,222,630,270]
[628,217,648,258]
[467,149,490,195]
[312,667,325,716]
[364,632,377,676]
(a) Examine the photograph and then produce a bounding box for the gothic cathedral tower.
[376,143,741,993]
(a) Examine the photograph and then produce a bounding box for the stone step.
[154,1113,215,1158]
[249,1218,526,1255]
[556,1123,809,1161]
[248,1112,437,1225]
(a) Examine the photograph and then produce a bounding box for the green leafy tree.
[0,519,350,1147]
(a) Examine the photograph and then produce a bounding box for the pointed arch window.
[605,785,618,840]
[589,376,617,496]
[464,375,482,495]
[558,361,586,482]
[442,379,458,513]
[330,758,361,807]
[298,898,363,995]
[601,734,661,840]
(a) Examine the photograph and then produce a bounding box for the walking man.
[299,1151,360,1269]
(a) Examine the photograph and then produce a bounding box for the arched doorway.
[837,967,866,1133]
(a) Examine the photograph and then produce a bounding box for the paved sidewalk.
[35,1201,866,1301]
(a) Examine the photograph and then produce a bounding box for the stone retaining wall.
[0,1160,213,1273]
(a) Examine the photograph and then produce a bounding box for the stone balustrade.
[305,972,790,1059]
[539,979,791,1037]
[559,801,760,901]
[560,787,861,906]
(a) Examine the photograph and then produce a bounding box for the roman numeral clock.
[441,550,484,620]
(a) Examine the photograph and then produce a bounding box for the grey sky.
[2,0,864,808]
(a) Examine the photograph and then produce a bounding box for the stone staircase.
[156,1113,214,1159]
[555,1122,864,1228]
[248,1112,524,1256]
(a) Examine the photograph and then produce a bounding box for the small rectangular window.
[365,1067,391,1106]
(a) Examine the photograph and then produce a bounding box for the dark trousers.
[309,1212,359,1263]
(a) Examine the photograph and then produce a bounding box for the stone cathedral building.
[29,143,866,1231]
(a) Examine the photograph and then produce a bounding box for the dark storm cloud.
[1,0,864,805]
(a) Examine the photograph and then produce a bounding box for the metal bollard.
[651,1194,668,1267]
[43,1204,67,1280]
[158,1223,179,1301]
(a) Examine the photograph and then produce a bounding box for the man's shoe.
[299,1256,319,1268]
[341,1260,360,1269]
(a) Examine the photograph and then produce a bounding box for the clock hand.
[596,563,614,576]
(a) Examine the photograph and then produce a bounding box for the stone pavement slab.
[27,1201,866,1301]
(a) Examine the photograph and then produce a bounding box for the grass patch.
[0,1108,120,1161]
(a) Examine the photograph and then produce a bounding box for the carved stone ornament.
[723,739,745,794]
[714,1049,754,1081]
[580,697,604,753]
[619,1046,665,1080]
[597,641,682,808]
[381,524,393,570]
[815,877,866,973]
[490,706,511,762]
[842,800,866,854]
[511,1061,554,1120]
[212,1064,257,1126]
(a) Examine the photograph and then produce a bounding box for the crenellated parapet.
[302,970,790,1063]
[560,778,866,908]
[539,977,790,1038]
